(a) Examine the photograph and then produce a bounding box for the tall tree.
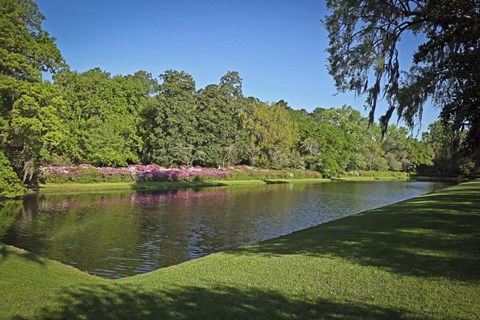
[55,68,152,166]
[422,120,466,173]
[7,82,67,179]
[0,0,65,183]
[325,0,480,162]
[142,70,197,166]
[243,100,299,168]
[381,125,410,171]
[0,0,64,82]
[196,72,250,167]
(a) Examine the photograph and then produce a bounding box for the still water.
[0,181,448,278]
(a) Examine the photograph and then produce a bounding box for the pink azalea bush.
[39,164,133,183]
[38,164,321,184]
[39,164,233,183]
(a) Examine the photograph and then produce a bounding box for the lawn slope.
[1,180,479,319]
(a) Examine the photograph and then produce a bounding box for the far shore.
[28,173,458,194]
[32,178,330,193]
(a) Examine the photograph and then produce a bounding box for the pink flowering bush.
[133,166,232,182]
[38,164,321,184]
[39,164,233,183]
[39,164,133,183]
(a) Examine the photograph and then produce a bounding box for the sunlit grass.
[1,180,479,319]
[35,178,330,193]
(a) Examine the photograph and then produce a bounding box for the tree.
[142,70,197,166]
[54,68,154,166]
[6,82,67,180]
[0,0,64,82]
[381,125,410,171]
[406,138,434,172]
[300,137,320,171]
[422,120,466,173]
[0,0,65,182]
[196,84,237,167]
[325,0,480,162]
[243,100,299,168]
[195,72,251,167]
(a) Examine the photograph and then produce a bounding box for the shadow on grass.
[263,179,289,184]
[12,283,427,320]
[0,244,45,266]
[129,179,289,190]
[232,181,480,281]
[129,180,226,191]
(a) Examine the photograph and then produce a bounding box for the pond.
[0,181,449,279]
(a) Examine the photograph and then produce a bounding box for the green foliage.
[142,70,197,166]
[0,151,25,198]
[242,100,299,168]
[0,0,65,184]
[5,82,67,181]
[290,106,433,176]
[196,73,250,167]
[406,139,434,170]
[0,0,64,82]
[422,120,468,174]
[54,68,155,167]
[325,0,480,162]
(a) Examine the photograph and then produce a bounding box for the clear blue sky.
[37,0,438,132]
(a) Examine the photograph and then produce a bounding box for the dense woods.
[0,0,478,198]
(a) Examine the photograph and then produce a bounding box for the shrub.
[38,165,133,183]
[37,164,323,184]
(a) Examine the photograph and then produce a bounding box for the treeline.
[14,67,435,176]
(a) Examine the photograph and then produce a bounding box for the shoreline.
[31,175,420,194]
[32,178,330,193]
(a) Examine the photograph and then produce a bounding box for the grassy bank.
[336,176,410,181]
[34,175,413,194]
[338,170,411,181]
[1,180,479,319]
[34,178,330,193]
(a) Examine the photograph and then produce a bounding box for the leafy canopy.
[325,0,480,145]
[0,0,64,82]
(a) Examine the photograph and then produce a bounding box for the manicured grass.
[1,180,479,319]
[338,171,411,181]
[337,176,410,181]
[34,178,330,193]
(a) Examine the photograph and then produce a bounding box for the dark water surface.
[0,181,448,278]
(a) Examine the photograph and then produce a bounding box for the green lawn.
[1,180,479,319]
[35,178,330,193]
[337,171,412,181]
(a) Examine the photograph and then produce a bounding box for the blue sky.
[37,0,438,132]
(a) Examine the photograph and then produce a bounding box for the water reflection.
[1,181,448,278]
